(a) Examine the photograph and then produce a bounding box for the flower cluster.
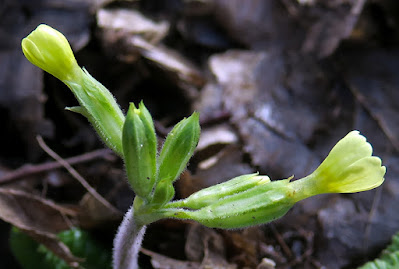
[20,24,386,269]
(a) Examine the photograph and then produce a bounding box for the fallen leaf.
[185,223,237,269]
[207,50,324,178]
[97,8,170,44]
[129,36,206,96]
[339,49,399,152]
[141,248,200,269]
[177,145,253,198]
[222,227,265,268]
[0,187,81,267]
[78,192,122,228]
[301,0,367,58]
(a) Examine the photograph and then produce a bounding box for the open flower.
[164,131,386,229]
[22,24,82,83]
[290,130,386,201]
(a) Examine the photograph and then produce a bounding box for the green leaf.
[10,227,112,269]
[358,232,399,269]
[10,227,53,269]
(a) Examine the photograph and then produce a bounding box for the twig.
[36,136,120,216]
[363,186,382,253]
[350,86,399,152]
[270,223,293,259]
[0,148,113,185]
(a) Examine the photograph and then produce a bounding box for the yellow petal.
[291,131,385,201]
[21,24,81,82]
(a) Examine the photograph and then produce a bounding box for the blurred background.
[1,0,399,268]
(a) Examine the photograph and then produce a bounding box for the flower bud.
[157,112,200,184]
[151,180,175,207]
[180,173,270,209]
[168,131,386,229]
[22,24,125,155]
[22,24,81,83]
[123,102,157,200]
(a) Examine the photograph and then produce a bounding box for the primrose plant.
[22,24,386,269]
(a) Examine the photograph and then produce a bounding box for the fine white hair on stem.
[113,206,146,269]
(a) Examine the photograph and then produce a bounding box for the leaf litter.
[1,0,399,268]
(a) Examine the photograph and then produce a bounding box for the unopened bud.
[157,112,200,184]
[151,180,175,207]
[22,24,125,155]
[123,102,157,200]
[22,24,81,82]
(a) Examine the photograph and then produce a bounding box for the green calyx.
[65,69,125,156]
[122,102,200,207]
[181,178,294,229]
[123,102,157,201]
[171,173,270,210]
[151,112,200,206]
[157,112,200,183]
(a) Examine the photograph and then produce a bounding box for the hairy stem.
[113,206,146,269]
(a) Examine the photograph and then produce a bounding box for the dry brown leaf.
[0,188,75,232]
[0,187,81,267]
[177,145,253,198]
[129,36,206,95]
[23,229,83,268]
[339,49,399,152]
[223,227,265,268]
[206,50,323,178]
[78,192,122,228]
[141,248,201,269]
[96,7,205,96]
[97,8,170,44]
[185,224,237,269]
[301,0,367,58]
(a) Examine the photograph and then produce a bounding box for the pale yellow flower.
[291,131,386,201]
[22,24,82,82]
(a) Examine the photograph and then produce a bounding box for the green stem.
[113,206,146,269]
[135,207,191,226]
